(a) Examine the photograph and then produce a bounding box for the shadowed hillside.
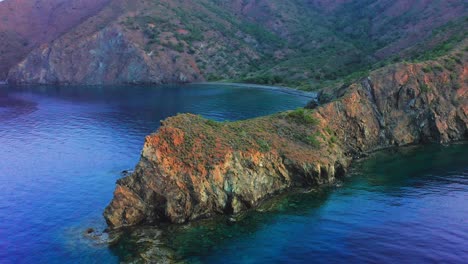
[1,0,466,88]
[0,0,111,80]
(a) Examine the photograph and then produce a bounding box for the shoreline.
[96,140,468,244]
[2,81,318,99]
[103,57,467,230]
[193,82,318,99]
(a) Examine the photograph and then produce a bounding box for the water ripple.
[0,84,310,263]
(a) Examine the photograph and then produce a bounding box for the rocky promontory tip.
[104,53,467,229]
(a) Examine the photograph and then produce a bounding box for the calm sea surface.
[0,84,466,263]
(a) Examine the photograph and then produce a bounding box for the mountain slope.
[2,0,467,87]
[310,0,467,58]
[0,0,111,80]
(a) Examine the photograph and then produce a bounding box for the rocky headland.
[104,51,467,229]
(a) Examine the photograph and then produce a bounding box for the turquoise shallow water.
[158,143,468,264]
[0,84,467,263]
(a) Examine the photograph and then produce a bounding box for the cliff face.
[104,53,467,229]
[0,0,111,80]
[6,0,262,85]
[8,26,202,85]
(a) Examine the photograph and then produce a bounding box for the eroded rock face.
[104,112,352,228]
[8,26,202,85]
[105,55,467,229]
[0,0,111,79]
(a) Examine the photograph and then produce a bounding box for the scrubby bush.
[287,108,319,125]
[420,83,431,93]
[257,139,271,152]
[306,133,321,148]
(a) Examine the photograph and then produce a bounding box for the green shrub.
[243,74,284,85]
[240,22,285,48]
[206,119,221,127]
[287,108,319,125]
[420,83,431,93]
[444,59,456,71]
[179,26,204,43]
[422,66,431,73]
[306,133,321,148]
[257,139,271,152]
[433,64,444,72]
[206,74,223,81]
[453,56,462,64]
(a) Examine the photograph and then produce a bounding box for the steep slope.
[4,0,466,87]
[0,0,111,80]
[7,0,354,85]
[7,0,263,84]
[104,47,467,228]
[310,0,467,57]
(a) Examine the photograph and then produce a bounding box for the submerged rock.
[83,228,113,245]
[104,53,467,229]
[111,227,181,263]
[121,170,134,177]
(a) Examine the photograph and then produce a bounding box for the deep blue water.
[0,84,311,263]
[0,84,467,263]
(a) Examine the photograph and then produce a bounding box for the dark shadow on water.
[110,187,336,263]
[349,142,468,191]
[0,90,38,121]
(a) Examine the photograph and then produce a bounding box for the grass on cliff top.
[158,44,468,167]
[161,106,342,167]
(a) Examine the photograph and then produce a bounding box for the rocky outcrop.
[6,0,209,85]
[8,26,202,85]
[0,0,111,79]
[104,113,350,227]
[104,54,467,229]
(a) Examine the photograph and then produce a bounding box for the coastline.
[103,56,467,230]
[193,82,319,99]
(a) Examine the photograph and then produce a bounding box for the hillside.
[311,0,467,57]
[0,0,110,80]
[1,0,467,88]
